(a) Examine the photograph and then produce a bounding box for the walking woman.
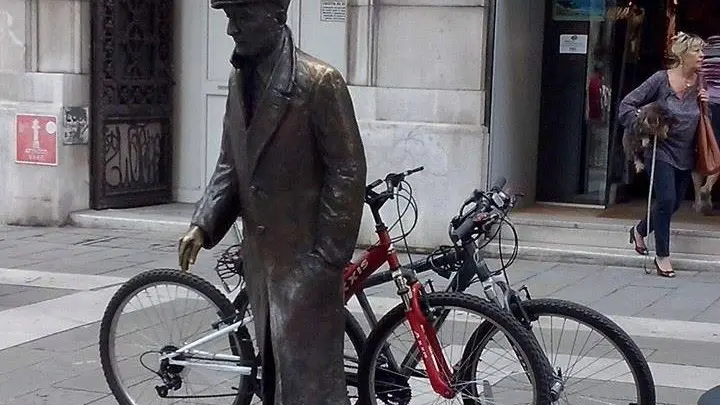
[619,32,710,277]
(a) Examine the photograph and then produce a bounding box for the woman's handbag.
[695,76,720,176]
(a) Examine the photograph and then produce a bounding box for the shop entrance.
[614,0,720,204]
[535,0,719,207]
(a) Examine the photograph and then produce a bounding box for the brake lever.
[367,179,383,191]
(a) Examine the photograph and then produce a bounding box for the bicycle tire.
[463,298,655,405]
[357,291,555,405]
[343,308,369,389]
[99,268,255,405]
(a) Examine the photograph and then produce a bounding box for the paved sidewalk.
[1,224,719,404]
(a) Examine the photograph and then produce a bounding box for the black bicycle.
[419,178,657,405]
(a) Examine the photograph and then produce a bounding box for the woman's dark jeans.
[636,159,691,257]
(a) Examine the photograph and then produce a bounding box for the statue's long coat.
[190,28,366,405]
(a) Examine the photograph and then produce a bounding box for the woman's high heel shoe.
[629,227,649,256]
[654,258,676,278]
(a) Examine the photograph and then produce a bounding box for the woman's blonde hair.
[669,31,706,68]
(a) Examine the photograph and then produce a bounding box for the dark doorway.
[89,0,175,209]
[536,0,644,206]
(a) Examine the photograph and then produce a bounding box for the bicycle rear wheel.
[99,269,255,405]
[462,298,655,404]
[357,291,555,405]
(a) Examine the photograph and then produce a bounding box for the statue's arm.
[310,67,368,267]
[190,90,241,249]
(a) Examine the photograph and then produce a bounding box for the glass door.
[535,0,621,206]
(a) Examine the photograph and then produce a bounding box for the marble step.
[482,240,720,273]
[503,214,720,257]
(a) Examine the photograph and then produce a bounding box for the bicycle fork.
[474,257,565,401]
[392,269,455,399]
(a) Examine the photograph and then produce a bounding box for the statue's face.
[224,4,285,57]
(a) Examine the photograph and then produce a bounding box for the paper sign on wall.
[15,114,58,166]
[559,34,588,54]
[321,0,346,22]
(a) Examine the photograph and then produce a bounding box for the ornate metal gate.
[90,0,174,209]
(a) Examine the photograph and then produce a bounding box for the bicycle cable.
[394,180,418,265]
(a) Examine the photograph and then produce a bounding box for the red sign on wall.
[16,114,58,166]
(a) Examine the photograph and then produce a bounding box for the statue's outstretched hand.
[178,226,205,271]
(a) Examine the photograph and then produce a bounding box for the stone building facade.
[0,0,546,249]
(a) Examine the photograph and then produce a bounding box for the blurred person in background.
[692,35,720,215]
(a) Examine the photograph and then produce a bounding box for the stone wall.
[0,0,90,225]
[346,0,490,249]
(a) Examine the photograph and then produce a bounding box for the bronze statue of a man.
[178,0,367,404]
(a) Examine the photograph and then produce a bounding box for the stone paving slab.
[0,285,77,308]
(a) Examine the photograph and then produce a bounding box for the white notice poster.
[559,34,588,54]
[321,1,346,22]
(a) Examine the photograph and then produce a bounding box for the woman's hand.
[699,88,709,103]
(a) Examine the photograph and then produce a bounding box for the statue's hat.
[210,0,290,10]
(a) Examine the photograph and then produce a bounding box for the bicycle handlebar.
[366,166,424,193]
[450,177,522,242]
[364,165,424,225]
[365,166,424,203]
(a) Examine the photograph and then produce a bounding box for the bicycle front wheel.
[462,298,655,404]
[99,269,256,405]
[357,291,554,405]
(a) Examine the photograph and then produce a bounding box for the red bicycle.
[98,167,555,405]
[343,167,553,405]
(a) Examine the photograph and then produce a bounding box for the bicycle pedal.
[424,279,436,293]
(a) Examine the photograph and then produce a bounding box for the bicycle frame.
[342,224,398,301]
[159,314,256,375]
